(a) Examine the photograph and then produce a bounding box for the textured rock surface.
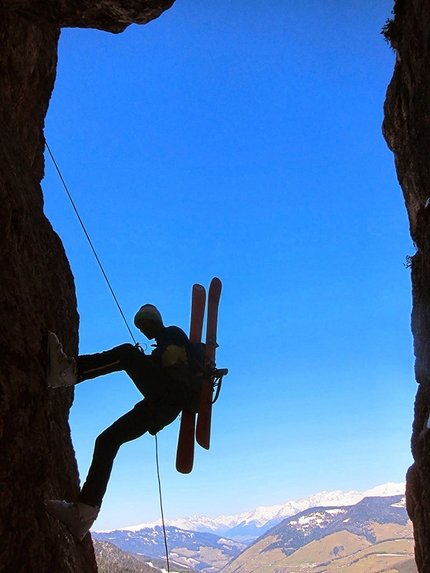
[3,0,175,33]
[0,1,174,572]
[383,0,430,571]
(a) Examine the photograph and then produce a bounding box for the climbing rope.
[46,141,171,570]
[44,141,138,345]
[47,127,171,569]
[45,124,172,571]
[155,434,171,573]
[2,34,171,563]
[44,110,172,573]
[0,33,137,343]
[44,104,172,573]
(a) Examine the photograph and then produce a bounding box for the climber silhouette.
[45,304,194,540]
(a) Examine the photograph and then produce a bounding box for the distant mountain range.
[94,540,162,573]
[94,539,193,573]
[92,482,413,573]
[93,526,246,573]
[96,482,405,543]
[221,495,415,573]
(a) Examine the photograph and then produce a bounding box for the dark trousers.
[76,344,187,508]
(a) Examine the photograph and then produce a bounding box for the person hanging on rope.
[45,304,194,540]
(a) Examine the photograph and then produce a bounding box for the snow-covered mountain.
[97,482,405,543]
[220,495,413,573]
[92,526,247,573]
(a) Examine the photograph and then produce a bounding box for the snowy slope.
[97,482,405,542]
[93,492,411,573]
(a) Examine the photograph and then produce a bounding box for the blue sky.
[42,0,415,530]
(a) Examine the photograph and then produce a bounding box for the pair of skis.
[176,277,227,474]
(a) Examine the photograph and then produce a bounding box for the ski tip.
[193,279,221,294]
[196,436,210,450]
[176,463,193,474]
[209,277,222,293]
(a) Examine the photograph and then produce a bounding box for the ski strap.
[211,368,228,404]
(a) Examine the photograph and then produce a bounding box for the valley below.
[92,484,417,573]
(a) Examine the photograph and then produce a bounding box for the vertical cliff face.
[383,1,430,571]
[0,2,174,571]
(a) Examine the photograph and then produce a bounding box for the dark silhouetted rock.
[0,1,174,572]
[383,1,430,572]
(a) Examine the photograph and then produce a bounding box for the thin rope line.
[44,141,138,345]
[0,32,137,345]
[4,35,174,557]
[155,434,171,573]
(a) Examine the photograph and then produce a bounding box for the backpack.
[184,341,227,413]
[184,342,206,413]
[188,341,206,375]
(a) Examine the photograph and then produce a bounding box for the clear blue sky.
[42,0,414,530]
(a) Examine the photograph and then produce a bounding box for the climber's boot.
[45,499,99,540]
[47,331,78,387]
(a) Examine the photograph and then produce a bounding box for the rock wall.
[383,0,430,571]
[3,0,428,570]
[0,2,174,572]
